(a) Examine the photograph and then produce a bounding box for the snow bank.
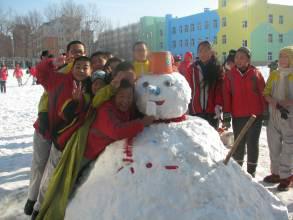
[65,117,288,220]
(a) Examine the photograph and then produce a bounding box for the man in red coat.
[178,51,193,77]
[223,47,266,177]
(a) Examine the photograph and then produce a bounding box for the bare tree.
[44,3,60,21]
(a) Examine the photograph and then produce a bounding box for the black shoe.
[31,210,39,220]
[24,199,36,215]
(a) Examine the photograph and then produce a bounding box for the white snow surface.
[0,68,292,220]
[65,117,288,220]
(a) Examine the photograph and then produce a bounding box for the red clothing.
[85,100,144,160]
[0,67,8,81]
[185,63,223,115]
[178,52,192,76]
[29,67,37,77]
[36,58,89,148]
[13,67,23,78]
[223,65,266,118]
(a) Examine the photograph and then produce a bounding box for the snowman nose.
[148,85,161,96]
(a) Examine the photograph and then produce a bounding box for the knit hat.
[279,46,293,68]
[91,70,106,82]
[236,47,251,59]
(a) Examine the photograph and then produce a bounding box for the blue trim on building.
[165,10,220,58]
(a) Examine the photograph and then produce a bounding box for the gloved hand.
[214,105,223,120]
[222,112,232,129]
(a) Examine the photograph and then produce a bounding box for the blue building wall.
[165,10,220,58]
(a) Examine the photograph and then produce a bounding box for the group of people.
[22,39,292,219]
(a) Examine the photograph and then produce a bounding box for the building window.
[179,26,183,33]
[205,21,209,29]
[191,38,195,46]
[222,0,227,7]
[222,35,227,44]
[160,42,163,49]
[268,52,273,61]
[268,33,273,43]
[197,22,202,30]
[185,39,189,47]
[242,20,248,28]
[160,29,163,37]
[242,40,247,47]
[222,17,227,27]
[190,24,195,32]
[213,19,218,28]
[184,25,189,32]
[180,40,183,47]
[172,27,176,34]
[172,40,176,48]
[279,34,283,43]
[279,15,284,24]
[268,14,273,23]
[213,36,217,45]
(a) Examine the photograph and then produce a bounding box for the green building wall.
[138,17,166,52]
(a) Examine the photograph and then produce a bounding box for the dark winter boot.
[24,199,36,215]
[31,210,39,220]
[277,176,293,192]
[263,174,280,183]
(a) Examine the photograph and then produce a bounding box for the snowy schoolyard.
[0,69,292,220]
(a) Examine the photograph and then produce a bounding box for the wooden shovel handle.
[223,115,257,165]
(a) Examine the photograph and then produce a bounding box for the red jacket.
[36,58,90,148]
[185,63,223,115]
[223,65,266,117]
[85,100,144,160]
[0,67,8,81]
[178,52,192,77]
[29,67,37,77]
[13,67,23,78]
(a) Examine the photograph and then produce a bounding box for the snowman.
[65,52,288,220]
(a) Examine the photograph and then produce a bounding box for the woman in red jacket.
[185,41,223,129]
[223,47,266,177]
[84,79,154,162]
[0,64,8,93]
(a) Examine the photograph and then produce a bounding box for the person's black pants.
[232,116,263,176]
[0,81,6,93]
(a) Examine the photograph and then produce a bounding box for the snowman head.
[135,52,191,119]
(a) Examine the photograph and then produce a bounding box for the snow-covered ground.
[0,69,292,220]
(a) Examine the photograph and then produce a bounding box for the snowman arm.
[97,107,144,140]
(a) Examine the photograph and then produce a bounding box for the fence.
[0,57,39,68]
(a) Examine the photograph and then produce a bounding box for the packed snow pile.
[65,55,288,220]
[65,117,288,220]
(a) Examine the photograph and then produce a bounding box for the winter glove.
[276,103,289,120]
[214,105,223,120]
[222,112,232,129]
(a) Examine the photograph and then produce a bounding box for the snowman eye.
[142,81,149,88]
[164,80,174,87]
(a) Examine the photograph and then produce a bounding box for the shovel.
[223,115,256,165]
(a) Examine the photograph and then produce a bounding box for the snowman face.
[135,72,191,119]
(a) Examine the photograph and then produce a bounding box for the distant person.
[28,66,37,85]
[223,47,266,177]
[263,46,293,191]
[13,63,23,86]
[178,52,193,77]
[223,49,236,73]
[132,41,150,78]
[0,64,8,93]
[268,59,278,73]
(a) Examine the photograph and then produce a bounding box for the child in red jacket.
[0,64,8,93]
[32,56,92,214]
[13,63,23,86]
[84,79,154,162]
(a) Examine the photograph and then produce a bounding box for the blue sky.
[1,0,293,26]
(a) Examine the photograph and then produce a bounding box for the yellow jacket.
[133,60,150,78]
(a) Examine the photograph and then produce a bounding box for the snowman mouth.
[153,100,165,106]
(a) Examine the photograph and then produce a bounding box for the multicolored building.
[137,0,293,64]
